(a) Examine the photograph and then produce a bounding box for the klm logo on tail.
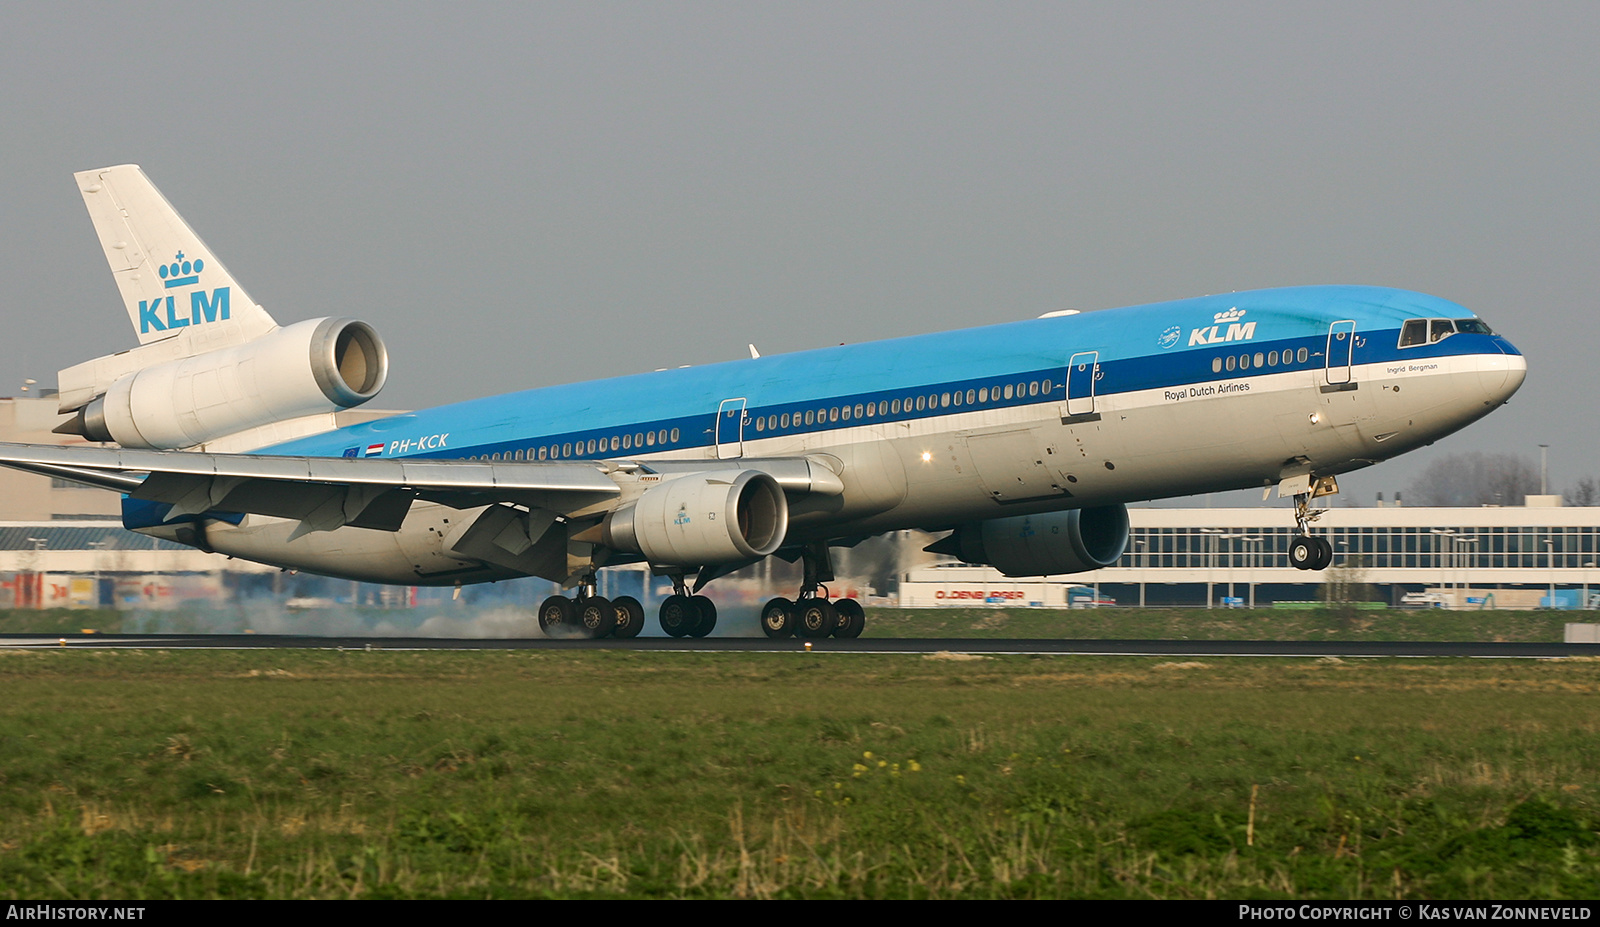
[139,252,230,334]
[1188,307,1256,346]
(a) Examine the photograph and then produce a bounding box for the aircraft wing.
[0,441,624,535]
[0,442,842,537]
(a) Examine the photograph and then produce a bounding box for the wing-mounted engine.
[602,469,789,567]
[928,504,1129,576]
[55,317,388,450]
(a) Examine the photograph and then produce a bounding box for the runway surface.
[3,633,1597,658]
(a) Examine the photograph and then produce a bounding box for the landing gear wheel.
[761,597,795,639]
[832,598,865,638]
[1311,537,1334,571]
[659,594,696,637]
[538,595,575,636]
[611,596,645,639]
[1289,536,1316,571]
[576,595,616,638]
[687,595,717,637]
[796,597,837,639]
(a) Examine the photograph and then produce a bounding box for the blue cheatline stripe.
[262,285,1510,461]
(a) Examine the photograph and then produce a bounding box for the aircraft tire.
[832,598,865,638]
[538,595,576,637]
[611,596,645,639]
[576,595,616,638]
[1289,536,1316,571]
[795,597,836,639]
[1312,537,1335,571]
[687,595,718,637]
[659,594,696,637]
[760,598,795,638]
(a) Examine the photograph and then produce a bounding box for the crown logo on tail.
[158,251,205,288]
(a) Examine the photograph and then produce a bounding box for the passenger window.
[940,393,951,408]
[952,391,962,407]
[966,389,976,405]
[1027,382,1038,397]
[1253,352,1264,368]
[840,405,851,421]
[1268,350,1278,366]
[670,428,680,442]
[979,388,988,403]
[1225,355,1236,372]
[1297,347,1309,363]
[854,404,864,418]
[1239,354,1250,370]
[635,432,644,447]
[1212,357,1222,373]
[1400,319,1428,347]
[1004,384,1014,400]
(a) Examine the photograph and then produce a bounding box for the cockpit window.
[1455,318,1493,335]
[1399,319,1428,347]
[1429,319,1456,342]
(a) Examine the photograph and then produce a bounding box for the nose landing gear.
[1287,486,1334,571]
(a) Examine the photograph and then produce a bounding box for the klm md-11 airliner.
[0,165,1526,638]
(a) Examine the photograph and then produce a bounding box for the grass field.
[2,646,1598,899]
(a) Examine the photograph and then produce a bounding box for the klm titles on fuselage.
[138,251,229,334]
[1182,307,1257,347]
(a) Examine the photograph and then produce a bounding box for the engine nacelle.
[938,504,1129,576]
[603,470,789,567]
[71,317,387,449]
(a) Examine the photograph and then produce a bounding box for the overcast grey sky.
[1,2,1594,503]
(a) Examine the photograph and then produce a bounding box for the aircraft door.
[1065,351,1099,418]
[716,398,747,459]
[1325,321,1356,386]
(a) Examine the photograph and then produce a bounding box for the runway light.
[804,642,813,651]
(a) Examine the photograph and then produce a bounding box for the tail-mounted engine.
[603,469,789,567]
[929,504,1129,576]
[58,317,387,450]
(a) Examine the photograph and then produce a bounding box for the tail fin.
[76,165,277,344]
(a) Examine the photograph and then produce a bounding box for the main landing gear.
[758,542,866,640]
[537,574,646,639]
[657,575,718,639]
[1288,490,1334,571]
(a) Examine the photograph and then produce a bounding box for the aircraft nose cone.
[1477,343,1527,405]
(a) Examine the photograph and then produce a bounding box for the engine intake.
[932,504,1129,576]
[603,470,789,567]
[67,317,388,449]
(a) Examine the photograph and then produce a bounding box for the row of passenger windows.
[751,380,1054,433]
[1211,347,1310,374]
[470,428,683,461]
[462,377,1060,459]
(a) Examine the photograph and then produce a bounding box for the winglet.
[75,165,277,344]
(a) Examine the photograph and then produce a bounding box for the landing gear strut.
[760,541,866,640]
[1288,490,1334,571]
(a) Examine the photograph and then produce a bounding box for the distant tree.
[1407,453,1539,506]
[1569,477,1598,507]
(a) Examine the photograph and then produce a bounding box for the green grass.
[2,648,1598,898]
